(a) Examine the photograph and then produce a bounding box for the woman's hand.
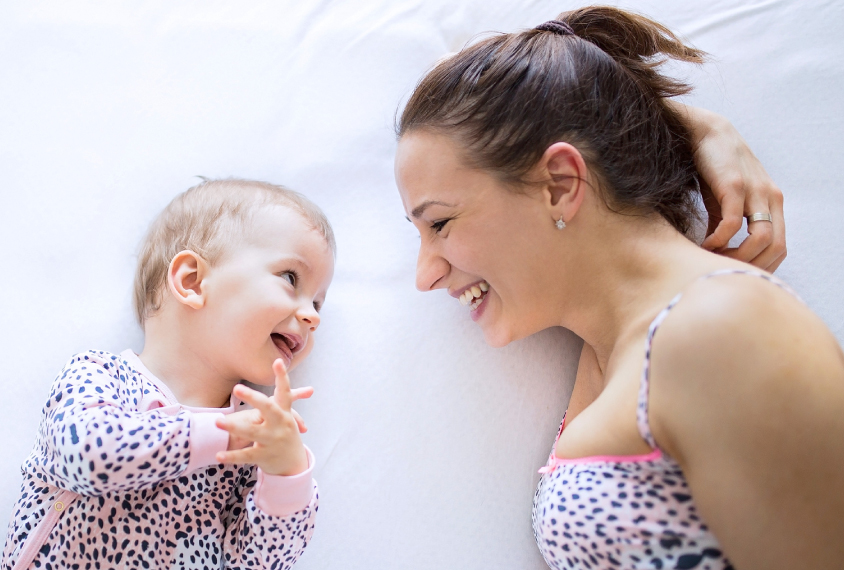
[671,102,786,272]
[215,360,314,476]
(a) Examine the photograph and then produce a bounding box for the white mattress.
[1,1,841,568]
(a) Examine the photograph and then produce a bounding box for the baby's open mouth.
[271,333,301,358]
[458,281,489,310]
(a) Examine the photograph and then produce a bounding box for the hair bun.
[534,20,575,36]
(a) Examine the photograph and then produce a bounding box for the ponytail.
[562,7,705,98]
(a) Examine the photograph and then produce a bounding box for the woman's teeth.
[459,281,489,309]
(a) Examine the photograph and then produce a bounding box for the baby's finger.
[273,359,293,409]
[291,409,308,433]
[216,412,266,441]
[217,414,263,442]
[232,384,278,418]
[216,447,260,465]
[290,386,314,402]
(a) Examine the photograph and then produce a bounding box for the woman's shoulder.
[653,269,823,364]
[645,268,844,458]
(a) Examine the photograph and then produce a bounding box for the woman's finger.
[729,217,773,263]
[747,193,787,271]
[766,250,788,273]
[701,191,744,251]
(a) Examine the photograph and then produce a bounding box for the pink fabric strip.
[12,490,78,570]
[186,412,229,473]
[253,447,317,517]
[538,448,662,474]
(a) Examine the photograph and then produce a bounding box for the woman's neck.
[556,213,740,371]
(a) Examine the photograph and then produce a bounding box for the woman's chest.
[553,345,653,460]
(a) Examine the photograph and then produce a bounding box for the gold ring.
[746,212,773,223]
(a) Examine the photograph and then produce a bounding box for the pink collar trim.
[539,448,662,473]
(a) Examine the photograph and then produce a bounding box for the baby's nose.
[298,310,320,331]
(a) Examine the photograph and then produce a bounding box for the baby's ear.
[167,250,208,310]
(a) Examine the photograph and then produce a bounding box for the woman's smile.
[451,280,491,319]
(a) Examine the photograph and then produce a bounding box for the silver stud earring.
[556,216,566,230]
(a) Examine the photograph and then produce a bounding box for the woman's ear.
[537,142,589,224]
[167,250,208,310]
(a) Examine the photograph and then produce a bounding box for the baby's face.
[196,205,334,386]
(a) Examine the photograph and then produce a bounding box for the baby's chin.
[247,358,305,387]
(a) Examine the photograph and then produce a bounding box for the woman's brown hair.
[397,6,706,235]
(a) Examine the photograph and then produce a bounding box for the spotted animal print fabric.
[2,350,318,570]
[532,270,798,570]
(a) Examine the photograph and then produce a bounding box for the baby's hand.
[222,405,309,452]
[215,359,314,476]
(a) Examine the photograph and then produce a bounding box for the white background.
[1,1,841,568]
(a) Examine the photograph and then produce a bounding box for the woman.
[394,7,843,570]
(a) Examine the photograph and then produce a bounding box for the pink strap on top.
[541,269,799,473]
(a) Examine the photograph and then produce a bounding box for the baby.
[2,179,335,569]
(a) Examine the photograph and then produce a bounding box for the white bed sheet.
[0,1,841,568]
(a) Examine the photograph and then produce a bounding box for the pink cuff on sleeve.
[253,446,316,517]
[186,413,229,473]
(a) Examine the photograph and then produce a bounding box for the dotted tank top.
[532,270,797,570]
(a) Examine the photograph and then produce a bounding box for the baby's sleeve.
[28,351,228,495]
[221,451,318,569]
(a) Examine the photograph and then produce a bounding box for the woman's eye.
[430,219,450,233]
[280,271,297,286]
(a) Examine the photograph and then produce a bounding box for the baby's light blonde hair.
[133,178,336,327]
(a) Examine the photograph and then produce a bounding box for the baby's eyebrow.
[273,254,310,271]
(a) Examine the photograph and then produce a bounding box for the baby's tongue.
[271,334,292,358]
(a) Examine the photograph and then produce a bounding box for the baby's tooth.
[459,292,469,305]
[471,285,482,298]
[479,282,489,292]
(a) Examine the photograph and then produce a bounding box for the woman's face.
[395,130,565,347]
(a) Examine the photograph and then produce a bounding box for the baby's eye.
[313,300,322,313]
[280,271,297,286]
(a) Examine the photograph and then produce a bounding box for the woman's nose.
[415,242,449,291]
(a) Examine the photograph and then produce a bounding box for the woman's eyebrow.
[410,200,455,218]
